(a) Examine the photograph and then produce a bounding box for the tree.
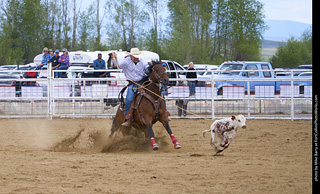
[19,0,44,60]
[144,0,163,54]
[0,0,24,65]
[270,28,312,68]
[211,0,267,62]
[107,0,148,51]
[166,0,213,64]
[61,0,70,49]
[227,0,266,60]
[71,0,82,49]
[77,4,95,51]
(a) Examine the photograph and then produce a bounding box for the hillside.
[260,20,312,60]
[261,40,283,60]
[263,20,312,41]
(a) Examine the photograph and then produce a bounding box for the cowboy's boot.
[170,134,181,149]
[122,105,135,127]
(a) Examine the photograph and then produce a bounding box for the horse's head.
[149,60,169,85]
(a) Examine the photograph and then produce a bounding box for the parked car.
[0,65,17,71]
[214,61,312,95]
[0,74,22,96]
[9,63,37,78]
[297,72,312,77]
[196,67,219,86]
[162,60,186,85]
[297,64,312,69]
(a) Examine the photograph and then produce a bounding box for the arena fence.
[0,66,312,120]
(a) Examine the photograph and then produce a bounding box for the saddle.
[119,81,169,126]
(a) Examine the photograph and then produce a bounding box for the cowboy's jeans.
[125,84,138,116]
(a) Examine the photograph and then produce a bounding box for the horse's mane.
[146,60,161,73]
[142,60,162,82]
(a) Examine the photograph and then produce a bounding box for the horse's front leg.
[162,121,181,149]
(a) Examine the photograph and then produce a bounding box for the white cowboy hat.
[127,48,143,58]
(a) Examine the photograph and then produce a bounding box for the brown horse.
[109,60,181,150]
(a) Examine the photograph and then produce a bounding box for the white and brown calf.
[202,115,246,154]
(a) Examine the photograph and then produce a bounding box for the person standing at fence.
[57,48,69,78]
[93,53,108,77]
[186,62,197,96]
[175,81,188,117]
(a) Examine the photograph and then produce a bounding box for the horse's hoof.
[152,143,159,151]
[174,142,181,149]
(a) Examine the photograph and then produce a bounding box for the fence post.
[291,70,294,121]
[47,62,53,120]
[247,81,251,118]
[211,74,215,119]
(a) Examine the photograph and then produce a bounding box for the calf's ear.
[231,115,235,120]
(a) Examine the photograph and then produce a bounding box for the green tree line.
[270,28,312,68]
[0,0,268,66]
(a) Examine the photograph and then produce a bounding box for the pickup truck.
[211,61,312,95]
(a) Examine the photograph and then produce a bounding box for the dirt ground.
[0,118,312,194]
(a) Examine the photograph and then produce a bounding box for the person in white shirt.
[114,48,150,126]
[38,65,48,78]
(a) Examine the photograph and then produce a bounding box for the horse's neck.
[145,82,161,99]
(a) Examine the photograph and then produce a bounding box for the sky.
[260,0,312,24]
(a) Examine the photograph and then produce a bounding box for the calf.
[202,115,246,155]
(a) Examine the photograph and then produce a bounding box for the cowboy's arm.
[118,56,129,70]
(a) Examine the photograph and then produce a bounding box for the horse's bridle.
[151,65,168,92]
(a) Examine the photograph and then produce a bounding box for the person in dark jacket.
[51,50,60,69]
[186,62,197,96]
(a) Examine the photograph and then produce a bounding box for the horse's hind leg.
[109,118,131,138]
[120,126,131,136]
[109,119,119,138]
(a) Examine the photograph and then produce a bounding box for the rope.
[113,54,208,120]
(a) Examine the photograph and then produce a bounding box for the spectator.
[48,49,54,61]
[36,47,50,70]
[107,52,117,69]
[51,49,60,70]
[38,65,48,78]
[186,61,197,96]
[175,81,188,117]
[176,100,188,117]
[93,53,108,77]
[161,62,168,97]
[57,48,69,78]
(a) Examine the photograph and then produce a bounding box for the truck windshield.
[219,64,243,75]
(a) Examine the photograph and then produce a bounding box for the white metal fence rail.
[0,68,312,120]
